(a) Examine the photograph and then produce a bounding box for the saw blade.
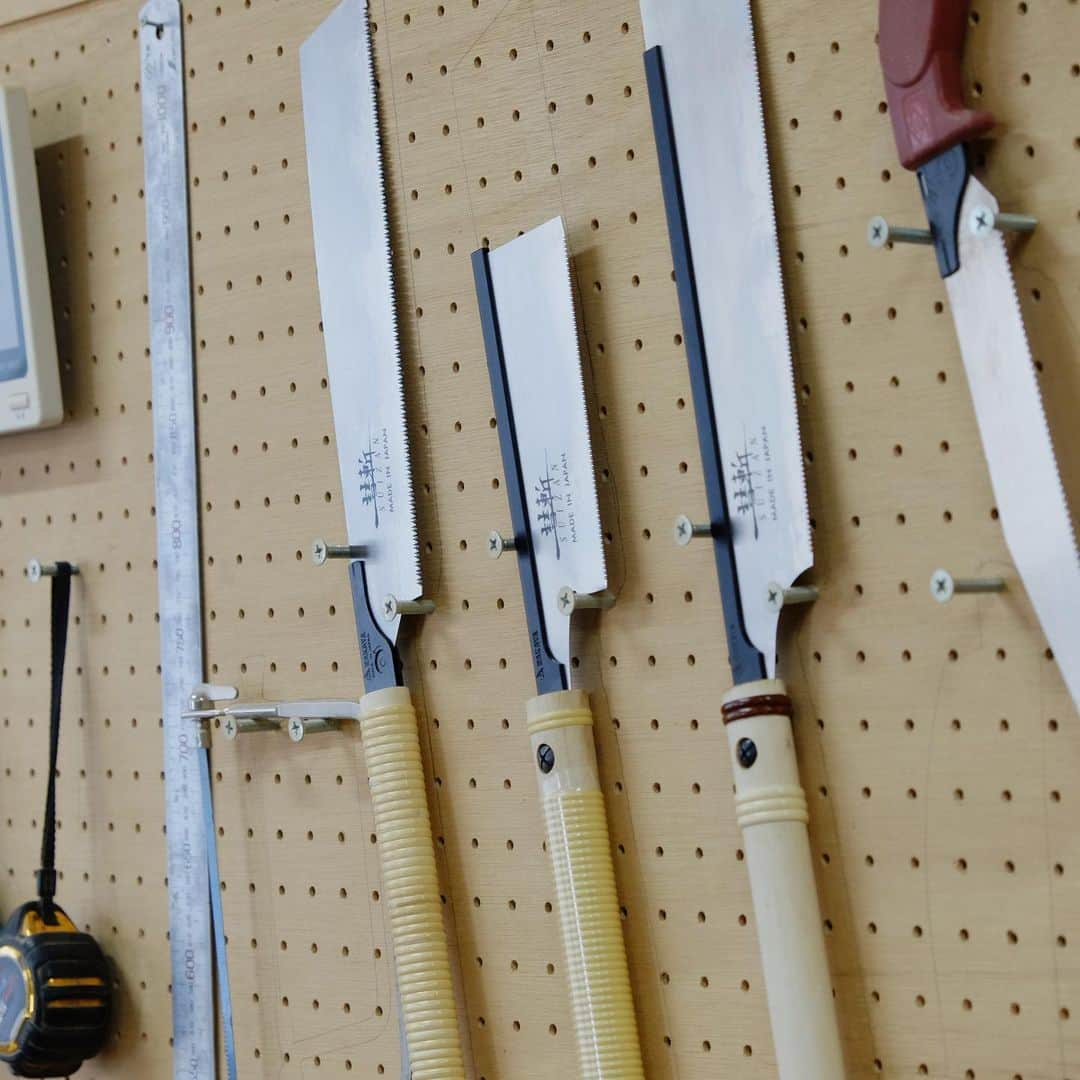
[487,217,606,673]
[946,178,1080,708]
[300,0,420,644]
[641,0,812,675]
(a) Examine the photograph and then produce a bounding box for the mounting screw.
[287,717,339,742]
[27,559,80,583]
[557,586,616,616]
[930,569,1006,604]
[311,538,366,566]
[221,713,280,739]
[487,530,516,560]
[736,737,758,768]
[867,215,933,248]
[969,205,1037,237]
[383,594,436,620]
[537,743,555,774]
[673,514,711,546]
[765,581,820,613]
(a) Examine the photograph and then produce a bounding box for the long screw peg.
[488,530,516,559]
[557,586,616,616]
[312,538,367,565]
[867,215,933,248]
[969,205,1037,237]
[931,569,1006,604]
[27,559,80,582]
[674,515,711,546]
[382,594,436,620]
[765,582,820,613]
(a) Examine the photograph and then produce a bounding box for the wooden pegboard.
[0,0,1077,1077]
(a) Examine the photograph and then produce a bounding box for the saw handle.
[723,679,845,1079]
[359,686,466,1080]
[879,0,994,169]
[526,690,645,1080]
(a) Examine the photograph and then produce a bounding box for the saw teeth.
[991,215,1078,556]
[743,0,814,556]
[361,7,422,587]
[558,228,609,584]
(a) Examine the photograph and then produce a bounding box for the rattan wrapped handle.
[526,689,645,1080]
[359,686,466,1080]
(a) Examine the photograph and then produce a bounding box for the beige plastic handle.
[359,686,466,1080]
[723,678,845,1079]
[526,689,645,1080]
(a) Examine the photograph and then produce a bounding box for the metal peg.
[557,586,616,616]
[969,205,1037,237]
[222,714,281,740]
[185,684,239,748]
[488,530,516,560]
[27,559,80,583]
[765,582,820,613]
[311,538,366,566]
[674,515,711,546]
[930,569,1006,604]
[867,215,933,248]
[382,594,436,620]
[286,716,340,742]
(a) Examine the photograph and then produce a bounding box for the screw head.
[969,205,994,237]
[311,539,328,566]
[673,514,694,546]
[383,595,397,619]
[736,737,758,768]
[537,743,555,774]
[288,718,305,743]
[27,559,42,583]
[557,586,576,615]
[223,716,238,740]
[930,568,955,604]
[487,530,503,559]
[867,215,889,249]
[765,581,784,613]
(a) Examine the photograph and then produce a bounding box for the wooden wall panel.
[0,0,1076,1077]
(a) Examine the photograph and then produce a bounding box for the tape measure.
[0,564,110,1077]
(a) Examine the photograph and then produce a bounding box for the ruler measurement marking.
[139,4,214,1077]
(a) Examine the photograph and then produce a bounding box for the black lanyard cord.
[37,562,73,924]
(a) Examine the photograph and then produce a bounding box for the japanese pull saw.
[300,2,465,1076]
[472,218,645,1080]
[874,0,1080,709]
[642,2,845,1076]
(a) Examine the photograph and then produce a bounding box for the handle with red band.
[879,0,995,170]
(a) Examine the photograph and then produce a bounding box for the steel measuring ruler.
[139,2,215,1076]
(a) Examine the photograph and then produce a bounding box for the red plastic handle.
[879,0,995,170]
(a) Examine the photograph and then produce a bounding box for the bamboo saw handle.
[359,686,466,1080]
[722,678,845,1079]
[526,689,645,1080]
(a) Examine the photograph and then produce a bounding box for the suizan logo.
[357,427,396,528]
[730,425,778,540]
[533,450,577,559]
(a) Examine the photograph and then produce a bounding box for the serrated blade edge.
[300,0,421,645]
[947,177,1080,709]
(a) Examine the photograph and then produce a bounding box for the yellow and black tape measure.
[0,902,110,1077]
[0,563,111,1076]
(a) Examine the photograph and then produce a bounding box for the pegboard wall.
[0,0,1077,1077]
